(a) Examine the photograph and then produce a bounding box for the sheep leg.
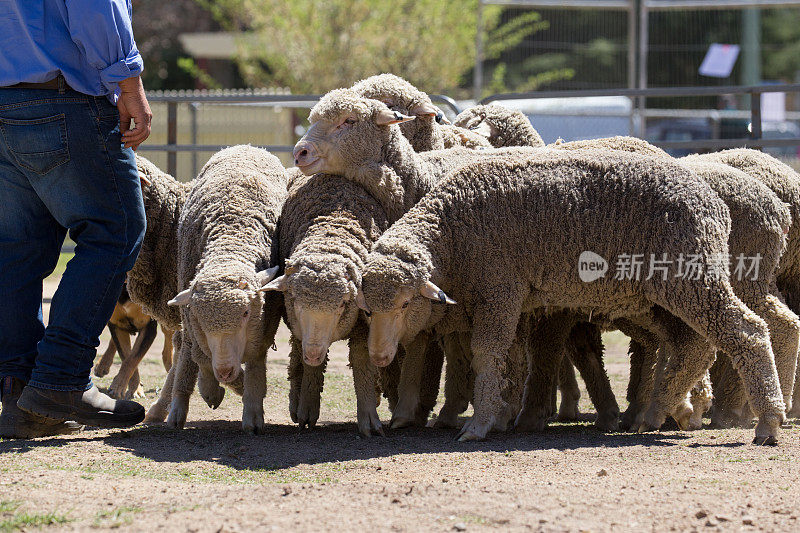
[460,292,526,441]
[791,364,800,418]
[557,359,580,421]
[198,366,225,409]
[378,348,402,412]
[166,334,199,430]
[688,369,713,430]
[656,283,786,444]
[709,354,752,428]
[615,321,659,431]
[743,286,800,412]
[94,336,116,377]
[144,330,182,424]
[241,356,267,435]
[435,332,473,429]
[567,322,620,431]
[515,315,572,433]
[637,310,713,432]
[392,332,431,429]
[297,358,326,429]
[161,325,174,371]
[416,338,444,426]
[349,324,383,437]
[110,319,158,400]
[288,335,303,423]
[501,325,529,431]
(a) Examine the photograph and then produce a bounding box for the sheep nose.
[215,365,238,383]
[303,344,327,366]
[293,142,316,166]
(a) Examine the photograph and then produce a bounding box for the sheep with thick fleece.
[551,138,797,428]
[261,172,389,436]
[148,145,286,434]
[454,104,544,148]
[351,74,492,153]
[356,146,785,443]
[127,155,188,332]
[692,148,800,418]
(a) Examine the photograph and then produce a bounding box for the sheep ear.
[259,275,289,293]
[410,102,440,118]
[256,266,280,286]
[375,108,415,126]
[355,289,370,313]
[472,121,493,138]
[168,287,193,307]
[420,281,456,305]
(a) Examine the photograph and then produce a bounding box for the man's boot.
[0,377,83,439]
[17,383,145,428]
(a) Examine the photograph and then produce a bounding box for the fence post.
[190,103,199,178]
[167,101,178,178]
[750,90,762,148]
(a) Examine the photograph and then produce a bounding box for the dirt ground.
[1,278,800,532]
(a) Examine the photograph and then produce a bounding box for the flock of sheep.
[109,73,800,446]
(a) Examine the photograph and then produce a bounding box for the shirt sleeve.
[64,0,144,94]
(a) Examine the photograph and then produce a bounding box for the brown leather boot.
[0,377,83,439]
[17,383,144,428]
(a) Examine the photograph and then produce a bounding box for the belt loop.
[58,75,65,95]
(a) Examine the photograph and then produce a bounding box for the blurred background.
[131,0,800,178]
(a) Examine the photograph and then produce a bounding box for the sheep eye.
[243,310,250,318]
[339,117,356,128]
[401,301,410,309]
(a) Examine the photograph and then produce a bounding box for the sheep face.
[294,89,414,176]
[170,270,273,383]
[262,262,360,366]
[453,108,495,141]
[359,258,455,367]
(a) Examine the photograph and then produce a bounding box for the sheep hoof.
[752,435,779,446]
[557,402,579,422]
[93,364,111,378]
[672,404,694,431]
[357,409,384,437]
[457,419,491,442]
[165,400,188,430]
[144,403,168,424]
[595,412,620,432]
[131,385,146,399]
[513,408,548,433]
[201,386,225,410]
[390,416,415,429]
[432,412,461,429]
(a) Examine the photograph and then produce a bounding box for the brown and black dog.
[94,283,173,399]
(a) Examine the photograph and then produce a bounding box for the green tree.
[200,0,554,96]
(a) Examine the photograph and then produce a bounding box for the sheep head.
[169,265,278,383]
[293,88,414,176]
[351,73,449,151]
[261,260,361,366]
[359,251,455,367]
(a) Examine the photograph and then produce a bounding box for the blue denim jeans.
[0,87,145,391]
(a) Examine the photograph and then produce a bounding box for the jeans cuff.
[26,379,93,392]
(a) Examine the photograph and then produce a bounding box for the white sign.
[762,91,786,123]
[699,44,740,78]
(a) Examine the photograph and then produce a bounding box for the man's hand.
[117,76,152,151]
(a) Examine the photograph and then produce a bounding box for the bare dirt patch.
[1,278,799,532]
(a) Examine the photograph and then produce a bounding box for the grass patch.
[93,506,142,528]
[0,501,69,532]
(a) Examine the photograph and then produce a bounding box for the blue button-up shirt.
[0,0,143,103]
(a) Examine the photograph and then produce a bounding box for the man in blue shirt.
[0,0,152,437]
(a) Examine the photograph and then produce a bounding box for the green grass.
[0,501,70,532]
[93,506,142,528]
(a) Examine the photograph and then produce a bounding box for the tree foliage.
[200,0,552,95]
